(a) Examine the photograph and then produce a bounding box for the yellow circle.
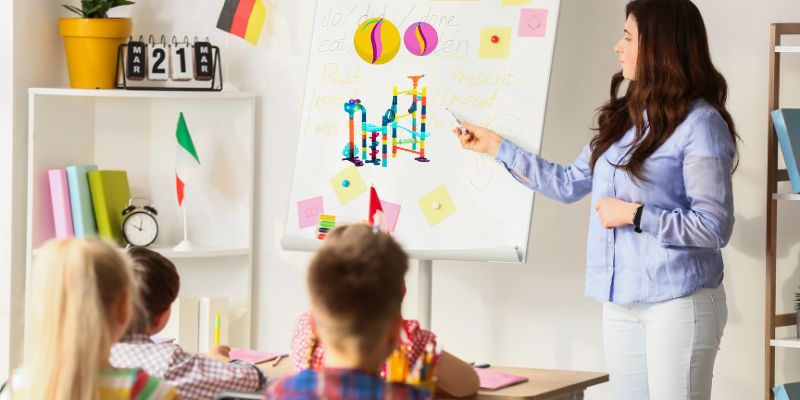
[353,18,400,65]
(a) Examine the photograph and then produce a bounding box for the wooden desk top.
[258,358,608,400]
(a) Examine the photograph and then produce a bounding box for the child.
[269,224,436,400]
[110,247,267,400]
[289,251,479,398]
[0,238,176,399]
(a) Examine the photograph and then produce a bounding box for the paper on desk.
[476,368,529,390]
[230,348,280,364]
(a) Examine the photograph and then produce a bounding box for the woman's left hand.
[594,197,641,229]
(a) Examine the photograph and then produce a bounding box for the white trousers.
[603,285,728,400]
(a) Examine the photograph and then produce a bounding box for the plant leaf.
[62,4,85,17]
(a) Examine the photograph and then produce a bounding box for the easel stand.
[418,259,433,330]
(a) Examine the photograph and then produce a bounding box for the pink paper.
[476,368,529,390]
[380,200,401,233]
[230,348,280,364]
[151,336,175,344]
[297,196,324,229]
[518,8,548,37]
[48,169,74,239]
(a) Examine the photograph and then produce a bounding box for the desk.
[258,358,607,400]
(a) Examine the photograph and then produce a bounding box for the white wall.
[5,1,800,398]
[0,0,15,380]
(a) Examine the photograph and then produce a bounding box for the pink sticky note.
[519,8,548,37]
[380,200,401,233]
[230,348,281,364]
[297,196,324,229]
[476,368,529,390]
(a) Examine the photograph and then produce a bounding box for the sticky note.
[479,28,512,59]
[330,166,367,205]
[519,9,548,37]
[502,0,532,5]
[418,185,456,226]
[297,196,324,229]
[380,200,402,233]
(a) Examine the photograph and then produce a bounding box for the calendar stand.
[114,43,224,92]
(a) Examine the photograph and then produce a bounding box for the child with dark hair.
[271,224,472,400]
[110,247,267,400]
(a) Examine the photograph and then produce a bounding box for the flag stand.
[174,202,196,251]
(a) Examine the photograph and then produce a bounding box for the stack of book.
[47,164,130,245]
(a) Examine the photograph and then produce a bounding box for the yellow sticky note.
[330,166,367,205]
[502,0,532,5]
[418,185,456,226]
[479,27,512,59]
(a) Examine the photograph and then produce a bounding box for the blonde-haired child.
[0,238,176,400]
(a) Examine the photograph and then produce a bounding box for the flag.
[369,186,383,225]
[176,112,200,207]
[216,0,266,45]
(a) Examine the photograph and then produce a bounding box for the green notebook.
[88,170,130,246]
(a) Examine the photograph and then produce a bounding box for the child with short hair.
[110,247,266,400]
[269,224,435,400]
[0,238,176,399]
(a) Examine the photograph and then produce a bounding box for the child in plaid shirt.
[109,247,266,400]
[269,224,434,400]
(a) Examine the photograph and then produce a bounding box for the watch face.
[123,212,158,246]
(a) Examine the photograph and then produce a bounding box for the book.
[160,297,199,353]
[475,368,529,390]
[771,108,800,193]
[66,165,98,237]
[774,382,800,400]
[229,348,281,364]
[87,170,131,246]
[48,169,74,239]
[198,297,229,351]
[214,391,265,400]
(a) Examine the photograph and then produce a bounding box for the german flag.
[216,0,266,45]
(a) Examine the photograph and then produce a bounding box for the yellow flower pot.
[59,18,132,89]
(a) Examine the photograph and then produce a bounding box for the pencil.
[214,312,221,346]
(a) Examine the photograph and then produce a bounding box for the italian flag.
[175,112,200,207]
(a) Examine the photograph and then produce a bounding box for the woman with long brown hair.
[454,0,737,398]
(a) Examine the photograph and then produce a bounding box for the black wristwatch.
[633,205,644,233]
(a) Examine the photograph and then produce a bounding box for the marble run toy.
[342,75,430,167]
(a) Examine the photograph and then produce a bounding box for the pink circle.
[404,22,439,57]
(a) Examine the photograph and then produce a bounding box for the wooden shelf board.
[771,337,800,349]
[29,88,254,99]
[776,45,800,53]
[33,246,250,259]
[773,193,800,201]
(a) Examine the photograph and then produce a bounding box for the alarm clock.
[122,198,159,247]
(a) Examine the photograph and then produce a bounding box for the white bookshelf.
[25,88,256,348]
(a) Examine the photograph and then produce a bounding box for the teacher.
[454,1,738,399]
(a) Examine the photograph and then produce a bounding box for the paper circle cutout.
[404,22,439,57]
[354,18,401,65]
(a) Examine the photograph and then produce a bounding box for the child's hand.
[452,122,503,157]
[207,345,231,363]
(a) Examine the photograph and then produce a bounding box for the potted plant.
[60,0,135,89]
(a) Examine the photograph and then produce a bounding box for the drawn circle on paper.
[404,22,439,56]
[354,18,401,65]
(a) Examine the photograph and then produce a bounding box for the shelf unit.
[25,88,256,348]
[766,23,800,400]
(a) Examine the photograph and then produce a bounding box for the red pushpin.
[490,35,500,43]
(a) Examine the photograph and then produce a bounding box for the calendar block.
[147,43,169,81]
[126,41,147,81]
[170,43,194,81]
[194,42,214,81]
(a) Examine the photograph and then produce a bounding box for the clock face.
[123,211,158,247]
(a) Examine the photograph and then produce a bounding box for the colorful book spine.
[66,165,98,237]
[88,170,131,246]
[48,169,74,239]
[771,108,800,193]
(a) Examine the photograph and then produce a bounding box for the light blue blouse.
[495,100,735,304]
